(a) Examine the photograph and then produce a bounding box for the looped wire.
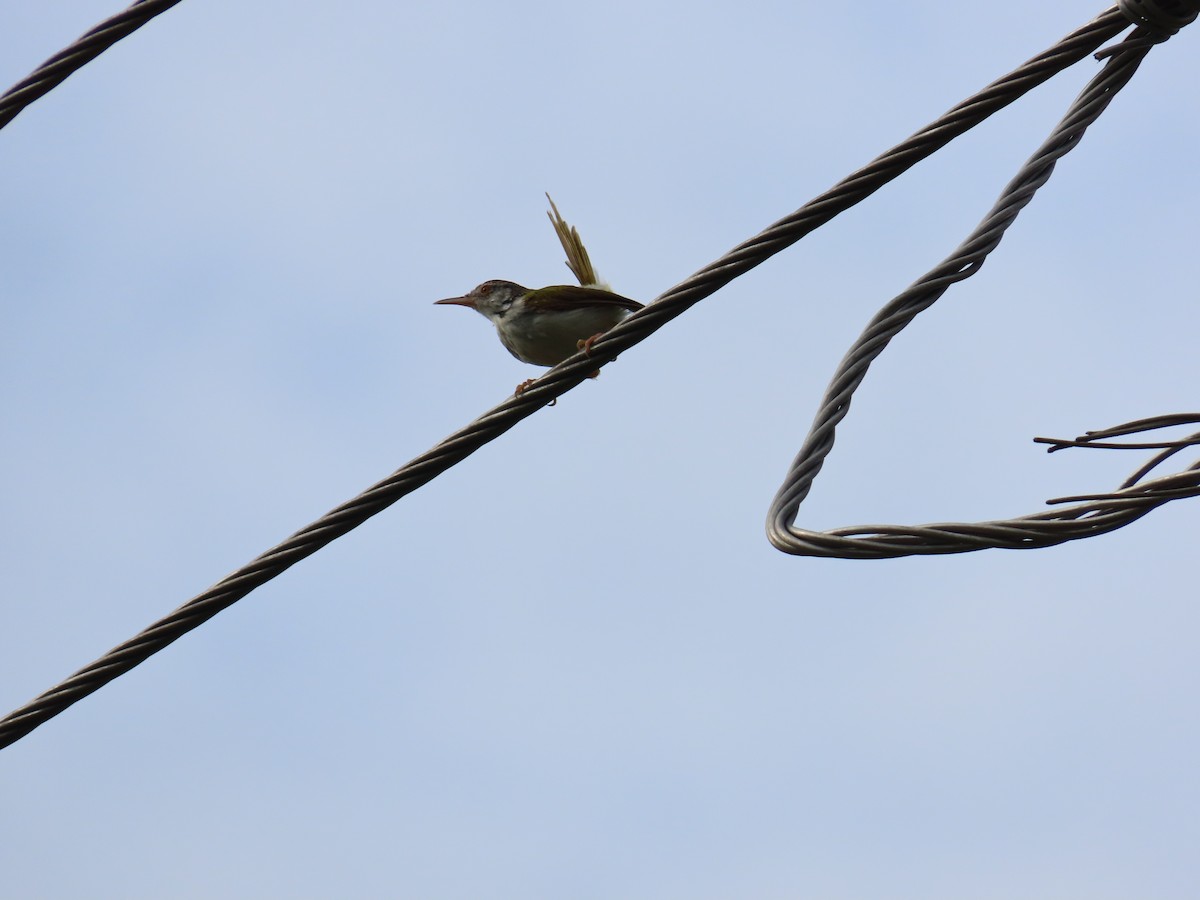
[766,27,1184,559]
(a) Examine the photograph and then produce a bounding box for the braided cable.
[0,8,1138,750]
[766,26,1198,558]
[0,0,183,132]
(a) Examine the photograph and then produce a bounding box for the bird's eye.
[477,283,492,295]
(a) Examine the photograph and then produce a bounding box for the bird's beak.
[434,295,476,309]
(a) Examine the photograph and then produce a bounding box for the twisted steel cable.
[0,0,183,132]
[0,7,1143,750]
[765,23,1199,558]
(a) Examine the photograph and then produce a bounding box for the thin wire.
[1034,414,1200,496]
[1035,413,1200,451]
[0,0,183,132]
[0,7,1135,750]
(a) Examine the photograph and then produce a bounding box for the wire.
[0,0,183,132]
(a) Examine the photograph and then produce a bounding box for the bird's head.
[434,280,528,323]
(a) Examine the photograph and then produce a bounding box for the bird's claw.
[578,334,606,379]
[514,379,555,406]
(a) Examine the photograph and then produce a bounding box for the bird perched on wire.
[435,196,643,393]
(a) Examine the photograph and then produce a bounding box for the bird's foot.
[515,378,556,406]
[579,334,606,379]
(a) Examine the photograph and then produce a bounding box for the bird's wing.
[524,285,644,312]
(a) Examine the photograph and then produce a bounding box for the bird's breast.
[497,305,630,367]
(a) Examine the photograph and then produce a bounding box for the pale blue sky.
[2,3,1198,897]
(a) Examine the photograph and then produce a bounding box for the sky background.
[1,2,1197,897]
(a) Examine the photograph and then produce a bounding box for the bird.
[435,280,643,386]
